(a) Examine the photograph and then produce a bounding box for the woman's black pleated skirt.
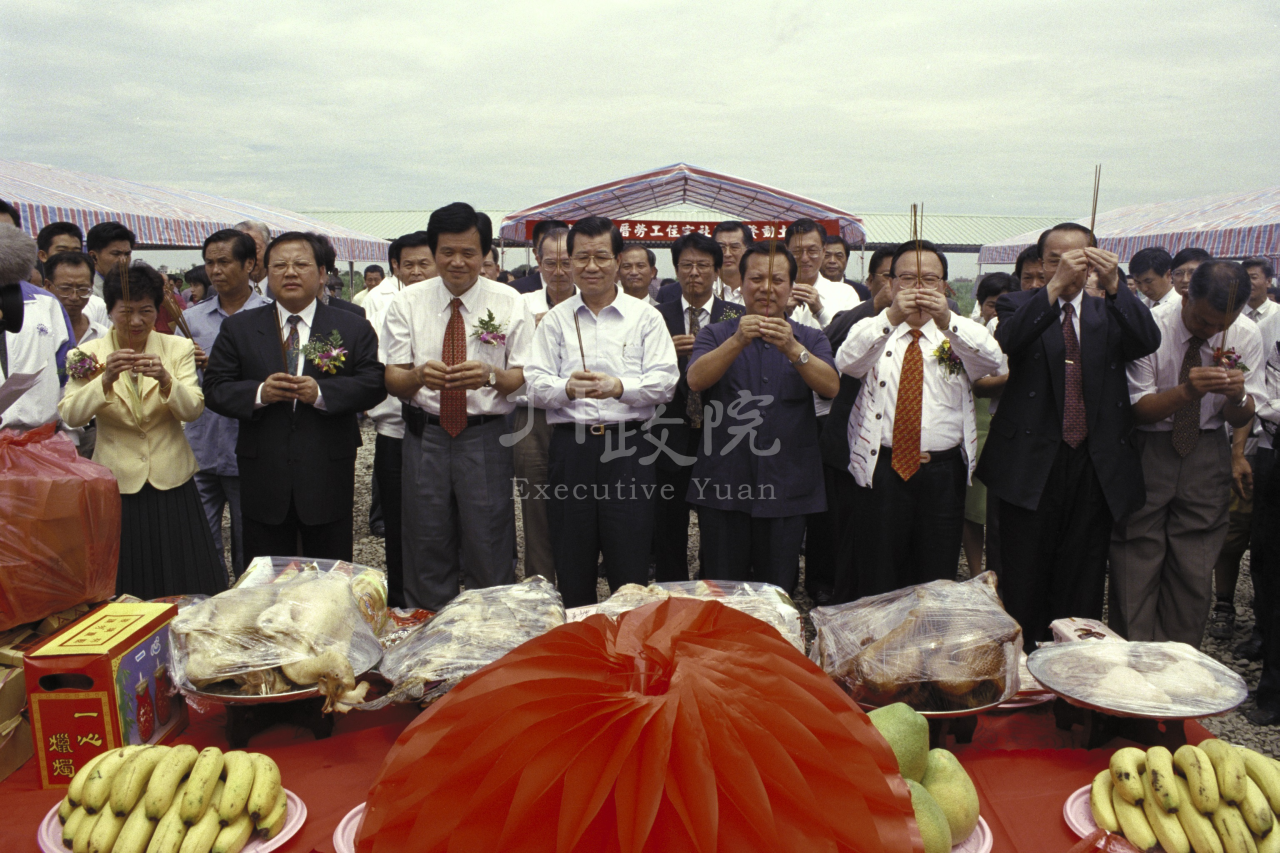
[117,479,228,600]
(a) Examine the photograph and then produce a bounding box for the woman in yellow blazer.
[59,264,227,599]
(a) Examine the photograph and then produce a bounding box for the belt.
[402,403,503,436]
[554,420,646,436]
[878,444,962,464]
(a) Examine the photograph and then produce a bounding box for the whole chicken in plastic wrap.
[171,570,383,712]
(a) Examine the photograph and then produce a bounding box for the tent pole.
[348,260,354,299]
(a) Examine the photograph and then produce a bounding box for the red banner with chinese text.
[522,219,839,242]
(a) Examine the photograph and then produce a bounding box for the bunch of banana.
[56,744,289,853]
[1089,740,1280,853]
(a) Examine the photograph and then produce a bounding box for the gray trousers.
[511,405,555,584]
[193,470,243,580]
[1110,429,1232,645]
[402,417,516,611]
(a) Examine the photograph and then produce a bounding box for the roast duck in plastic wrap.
[169,569,383,712]
[810,572,1022,712]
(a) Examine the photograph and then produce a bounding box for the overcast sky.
[3,0,1278,221]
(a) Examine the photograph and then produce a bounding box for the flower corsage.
[471,310,508,347]
[933,339,966,377]
[65,348,102,380]
[1214,346,1249,373]
[302,330,348,375]
[719,304,744,322]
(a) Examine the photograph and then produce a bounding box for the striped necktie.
[891,330,925,480]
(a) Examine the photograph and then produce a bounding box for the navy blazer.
[203,301,388,527]
[510,272,541,294]
[657,280,681,304]
[974,285,1160,519]
[327,295,366,318]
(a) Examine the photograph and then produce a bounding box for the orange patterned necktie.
[892,329,925,480]
[439,297,467,437]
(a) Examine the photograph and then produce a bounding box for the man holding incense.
[1110,261,1263,644]
[837,240,1002,596]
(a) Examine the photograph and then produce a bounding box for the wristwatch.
[790,349,810,367]
[485,371,496,388]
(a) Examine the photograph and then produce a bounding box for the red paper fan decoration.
[357,597,921,853]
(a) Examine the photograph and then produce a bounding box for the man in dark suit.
[509,219,569,293]
[976,222,1161,649]
[324,277,367,317]
[822,234,871,301]
[651,232,743,582]
[204,231,388,562]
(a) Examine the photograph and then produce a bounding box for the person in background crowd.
[525,216,677,608]
[233,220,272,296]
[510,219,570,294]
[59,262,226,599]
[183,264,211,305]
[1130,247,1179,312]
[44,252,105,346]
[364,231,437,605]
[786,218,861,328]
[962,273,1019,573]
[1247,309,1280,724]
[0,224,73,433]
[37,222,107,326]
[497,270,515,284]
[352,264,385,307]
[512,227,574,586]
[204,231,387,563]
[686,243,837,589]
[181,229,271,580]
[652,232,742,583]
[617,243,658,305]
[822,234,871,301]
[1111,261,1262,645]
[384,205,531,611]
[1171,247,1212,298]
[312,236,366,318]
[0,200,18,227]
[659,221,756,305]
[978,223,1159,650]
[1243,259,1278,325]
[838,240,1001,596]
[85,221,135,298]
[482,247,502,281]
[1014,244,1046,290]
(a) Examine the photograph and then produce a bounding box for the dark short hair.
[37,221,83,253]
[866,247,895,277]
[537,227,569,257]
[712,221,754,246]
[890,240,950,280]
[670,232,723,271]
[784,218,827,245]
[426,203,491,255]
[488,246,499,263]
[313,234,338,273]
[1013,244,1041,283]
[44,251,94,283]
[531,219,569,254]
[0,199,20,228]
[567,216,622,257]
[364,264,385,277]
[619,243,656,267]
[263,231,326,269]
[184,264,211,290]
[1129,247,1174,278]
[103,262,165,311]
[1036,223,1096,255]
[387,235,404,266]
[86,221,137,253]
[1173,247,1212,269]
[823,234,851,254]
[976,272,1019,304]
[739,242,798,283]
[392,231,432,266]
[1243,258,1276,280]
[1188,260,1251,314]
[202,228,257,264]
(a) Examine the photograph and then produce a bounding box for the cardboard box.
[0,665,24,723]
[0,715,34,783]
[0,626,35,668]
[24,602,186,788]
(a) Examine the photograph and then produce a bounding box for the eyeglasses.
[268,261,315,273]
[541,258,572,271]
[895,274,944,286]
[571,253,615,267]
[677,262,714,274]
[53,285,93,297]
[794,248,823,259]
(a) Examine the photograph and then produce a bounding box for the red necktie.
[1061,303,1087,448]
[892,330,924,481]
[440,297,467,437]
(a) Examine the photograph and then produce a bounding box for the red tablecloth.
[0,699,1212,853]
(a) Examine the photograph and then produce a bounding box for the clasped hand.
[1185,366,1245,402]
[103,350,170,390]
[566,370,622,400]
[1048,247,1120,296]
[887,288,951,328]
[262,373,320,405]
[735,315,801,358]
[418,360,490,392]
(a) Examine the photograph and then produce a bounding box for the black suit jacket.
[846,279,871,301]
[511,273,541,294]
[657,280,681,304]
[818,301,879,470]
[327,296,365,318]
[653,296,743,472]
[202,301,387,526]
[974,286,1161,519]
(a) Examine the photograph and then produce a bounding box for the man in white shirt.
[44,251,107,456]
[38,222,108,327]
[1111,261,1264,645]
[352,264,384,308]
[1130,247,1181,311]
[1243,259,1278,325]
[785,218,860,329]
[524,216,678,608]
[617,244,658,305]
[234,220,272,297]
[384,205,533,611]
[836,239,1002,596]
[85,221,134,299]
[1171,247,1212,298]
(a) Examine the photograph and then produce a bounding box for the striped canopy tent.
[499,163,867,247]
[0,159,389,262]
[978,185,1280,266]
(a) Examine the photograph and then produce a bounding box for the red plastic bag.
[0,424,120,630]
[357,598,921,853]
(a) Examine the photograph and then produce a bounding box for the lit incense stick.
[1089,164,1102,235]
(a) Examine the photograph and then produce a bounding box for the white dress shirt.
[680,296,711,334]
[1246,299,1279,325]
[1140,288,1181,312]
[382,276,534,417]
[836,311,1002,487]
[522,285,575,317]
[1127,307,1265,432]
[808,275,861,327]
[1255,310,1280,451]
[525,291,678,425]
[365,277,407,439]
[712,278,744,304]
[85,295,108,327]
[253,300,327,410]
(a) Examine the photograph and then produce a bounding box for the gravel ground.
[222,420,1279,755]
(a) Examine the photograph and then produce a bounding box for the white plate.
[39,787,307,853]
[332,801,991,853]
[1063,784,1163,851]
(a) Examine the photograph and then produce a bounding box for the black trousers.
[844,445,967,600]
[829,467,862,604]
[998,441,1112,651]
[1253,448,1280,708]
[699,506,807,592]
[803,416,839,599]
[547,424,656,609]
[243,499,354,564]
[653,428,700,583]
[374,433,405,607]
